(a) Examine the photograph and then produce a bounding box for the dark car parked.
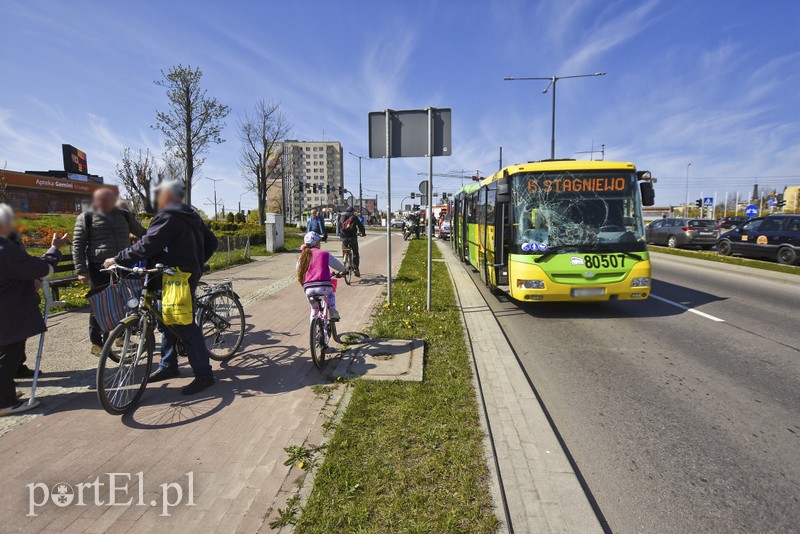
[716,215,800,265]
[645,218,719,249]
[716,216,749,230]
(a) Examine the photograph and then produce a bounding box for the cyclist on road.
[297,232,345,321]
[337,206,365,277]
[103,179,219,396]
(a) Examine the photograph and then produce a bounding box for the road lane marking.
[650,294,726,323]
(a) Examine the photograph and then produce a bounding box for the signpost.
[369,108,452,308]
[744,204,759,218]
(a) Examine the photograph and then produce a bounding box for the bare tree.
[153,65,230,207]
[237,100,291,224]
[116,148,162,214]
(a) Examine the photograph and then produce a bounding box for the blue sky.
[2,0,799,209]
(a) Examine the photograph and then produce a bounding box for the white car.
[438,220,451,239]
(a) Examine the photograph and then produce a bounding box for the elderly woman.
[0,204,69,415]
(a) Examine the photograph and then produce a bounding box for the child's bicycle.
[308,273,342,369]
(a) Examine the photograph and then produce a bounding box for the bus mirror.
[496,172,511,203]
[640,181,655,206]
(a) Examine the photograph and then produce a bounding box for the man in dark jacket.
[337,206,366,276]
[73,187,146,354]
[104,180,219,396]
[0,203,68,415]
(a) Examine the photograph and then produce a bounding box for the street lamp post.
[348,152,368,215]
[504,72,606,159]
[685,163,692,216]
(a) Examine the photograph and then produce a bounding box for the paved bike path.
[0,233,405,532]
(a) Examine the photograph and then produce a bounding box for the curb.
[436,240,603,533]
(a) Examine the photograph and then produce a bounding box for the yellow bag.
[162,268,193,325]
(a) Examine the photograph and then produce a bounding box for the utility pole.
[505,72,606,159]
[684,163,692,216]
[205,177,223,220]
[576,141,605,161]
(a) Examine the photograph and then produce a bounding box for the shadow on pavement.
[350,273,386,286]
[486,279,727,320]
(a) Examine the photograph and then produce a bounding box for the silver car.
[645,218,719,249]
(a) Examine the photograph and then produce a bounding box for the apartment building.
[267,140,344,220]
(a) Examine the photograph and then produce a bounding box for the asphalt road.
[472,252,800,533]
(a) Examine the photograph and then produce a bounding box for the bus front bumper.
[508,260,652,302]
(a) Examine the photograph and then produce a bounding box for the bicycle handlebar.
[101,264,175,276]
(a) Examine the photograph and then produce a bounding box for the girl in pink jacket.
[296,232,345,321]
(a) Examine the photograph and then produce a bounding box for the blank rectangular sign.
[368,108,452,158]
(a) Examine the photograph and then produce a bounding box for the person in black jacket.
[0,204,68,415]
[337,206,366,276]
[104,180,219,396]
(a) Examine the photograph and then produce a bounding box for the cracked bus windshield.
[511,171,646,253]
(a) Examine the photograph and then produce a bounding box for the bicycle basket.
[87,277,144,332]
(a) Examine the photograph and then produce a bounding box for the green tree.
[234,211,246,223]
[153,65,230,207]
[225,211,235,223]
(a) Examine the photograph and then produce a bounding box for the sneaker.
[0,400,37,416]
[181,376,216,396]
[148,367,180,383]
[354,269,361,277]
[90,344,103,356]
[330,309,341,322]
[16,365,37,378]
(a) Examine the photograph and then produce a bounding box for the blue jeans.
[159,322,214,379]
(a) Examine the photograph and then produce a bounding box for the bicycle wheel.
[344,255,353,285]
[199,292,246,361]
[97,318,154,415]
[309,317,326,369]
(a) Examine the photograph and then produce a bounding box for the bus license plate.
[572,288,606,297]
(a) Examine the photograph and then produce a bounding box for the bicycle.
[341,247,355,285]
[96,265,246,415]
[191,279,245,362]
[308,274,342,369]
[95,264,164,415]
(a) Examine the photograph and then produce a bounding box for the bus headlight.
[517,279,545,290]
[630,277,651,287]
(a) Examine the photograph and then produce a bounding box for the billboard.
[62,144,88,175]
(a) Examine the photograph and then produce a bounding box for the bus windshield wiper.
[533,243,583,263]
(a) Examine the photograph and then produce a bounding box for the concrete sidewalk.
[1,252,301,438]
[0,234,405,532]
[437,241,602,533]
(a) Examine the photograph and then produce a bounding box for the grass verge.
[295,239,499,533]
[649,245,800,275]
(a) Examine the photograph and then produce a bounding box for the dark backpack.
[341,215,357,233]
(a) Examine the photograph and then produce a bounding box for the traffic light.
[777,193,786,209]
[695,199,702,207]
[411,192,415,199]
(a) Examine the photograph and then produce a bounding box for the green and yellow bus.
[451,160,656,302]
